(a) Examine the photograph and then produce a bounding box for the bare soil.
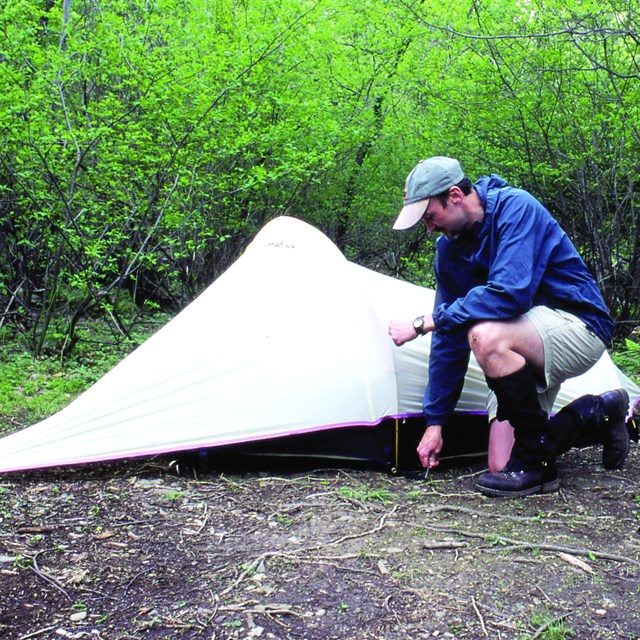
[1,444,639,640]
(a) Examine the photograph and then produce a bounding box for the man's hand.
[417,425,443,469]
[388,313,435,346]
[388,319,419,346]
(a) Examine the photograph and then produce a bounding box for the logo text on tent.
[268,241,296,249]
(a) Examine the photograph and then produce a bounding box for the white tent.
[0,216,638,474]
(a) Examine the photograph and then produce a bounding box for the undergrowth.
[610,337,640,385]
[0,316,167,435]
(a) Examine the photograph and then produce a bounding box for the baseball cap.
[393,156,465,230]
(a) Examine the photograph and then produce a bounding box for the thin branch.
[399,1,634,43]
[471,595,489,636]
[27,554,72,601]
[419,523,640,568]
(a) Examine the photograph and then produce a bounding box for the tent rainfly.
[0,216,638,474]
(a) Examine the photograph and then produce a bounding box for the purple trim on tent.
[0,410,492,474]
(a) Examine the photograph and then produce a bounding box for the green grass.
[524,610,574,639]
[0,317,166,436]
[0,351,106,428]
[338,485,394,504]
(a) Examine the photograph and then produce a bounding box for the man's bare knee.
[468,322,503,361]
[469,321,529,377]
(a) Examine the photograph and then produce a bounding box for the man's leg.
[487,419,514,473]
[487,384,560,473]
[482,363,563,496]
[467,317,560,495]
[468,309,629,497]
[552,389,630,468]
[468,315,545,380]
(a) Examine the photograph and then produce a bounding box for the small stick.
[471,596,489,636]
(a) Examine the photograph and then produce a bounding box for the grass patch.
[524,610,574,639]
[338,485,394,504]
[0,316,167,435]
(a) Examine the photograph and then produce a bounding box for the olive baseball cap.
[393,156,465,230]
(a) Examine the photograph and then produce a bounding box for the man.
[388,156,631,498]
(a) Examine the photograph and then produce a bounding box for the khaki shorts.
[487,306,606,420]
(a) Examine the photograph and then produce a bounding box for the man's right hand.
[417,425,443,469]
[388,319,418,346]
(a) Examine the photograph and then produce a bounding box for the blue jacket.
[424,174,614,425]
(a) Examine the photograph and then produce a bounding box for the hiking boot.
[598,389,630,470]
[559,389,631,469]
[475,459,559,498]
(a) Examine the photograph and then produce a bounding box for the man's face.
[420,192,468,240]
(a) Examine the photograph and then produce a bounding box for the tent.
[0,216,638,474]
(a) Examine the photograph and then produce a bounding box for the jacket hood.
[474,174,508,210]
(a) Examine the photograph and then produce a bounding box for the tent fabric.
[0,216,638,474]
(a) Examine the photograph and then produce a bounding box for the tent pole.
[394,419,400,471]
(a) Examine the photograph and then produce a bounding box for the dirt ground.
[1,443,639,640]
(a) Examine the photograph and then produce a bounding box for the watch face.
[413,317,423,333]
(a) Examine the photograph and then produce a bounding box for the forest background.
[1,0,640,414]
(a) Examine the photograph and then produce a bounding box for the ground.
[1,444,639,640]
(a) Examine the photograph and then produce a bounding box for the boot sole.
[602,432,630,470]
[602,389,630,469]
[475,478,560,498]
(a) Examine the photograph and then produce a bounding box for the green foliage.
[0,351,93,431]
[524,610,574,640]
[0,316,161,434]
[338,485,394,504]
[0,0,638,356]
[388,0,640,321]
[610,338,640,385]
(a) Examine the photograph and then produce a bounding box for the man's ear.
[448,185,464,204]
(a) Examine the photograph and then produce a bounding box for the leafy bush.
[610,339,640,386]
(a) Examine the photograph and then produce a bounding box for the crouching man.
[389,156,632,497]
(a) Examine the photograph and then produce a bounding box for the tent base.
[170,411,604,478]
[171,414,493,477]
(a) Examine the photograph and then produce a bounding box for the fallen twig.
[471,596,488,636]
[218,600,304,619]
[28,554,71,601]
[17,525,57,534]
[330,506,397,546]
[417,523,640,568]
[422,540,468,550]
[18,626,58,640]
[422,504,581,525]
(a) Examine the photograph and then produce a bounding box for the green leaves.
[1,0,639,356]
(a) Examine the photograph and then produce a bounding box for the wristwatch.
[413,315,425,335]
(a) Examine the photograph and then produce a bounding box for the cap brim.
[393,199,428,230]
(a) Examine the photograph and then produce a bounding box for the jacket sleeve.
[423,276,471,425]
[433,191,552,333]
[423,327,470,425]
